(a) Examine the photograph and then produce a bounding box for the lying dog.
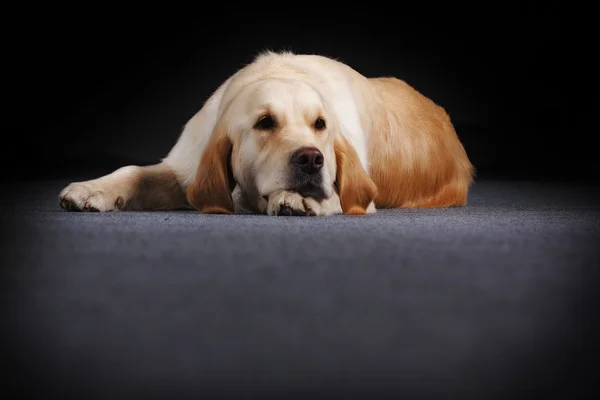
[59,51,474,216]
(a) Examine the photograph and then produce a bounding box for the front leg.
[265,190,346,216]
[59,162,186,212]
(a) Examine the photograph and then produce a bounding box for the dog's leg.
[59,75,237,213]
[265,190,375,216]
[59,162,187,212]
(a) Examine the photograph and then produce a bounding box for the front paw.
[266,190,317,216]
[59,181,125,212]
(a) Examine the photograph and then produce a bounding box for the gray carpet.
[2,178,600,398]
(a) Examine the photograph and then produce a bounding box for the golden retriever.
[59,51,474,216]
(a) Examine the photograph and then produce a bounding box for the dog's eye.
[254,115,276,130]
[314,118,326,130]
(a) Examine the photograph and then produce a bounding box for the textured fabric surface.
[2,179,600,398]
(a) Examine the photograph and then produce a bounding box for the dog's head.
[187,78,377,215]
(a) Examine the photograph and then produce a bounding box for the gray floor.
[2,178,600,398]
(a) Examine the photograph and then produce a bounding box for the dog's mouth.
[261,183,328,202]
[293,183,327,200]
[287,172,328,201]
[260,170,329,201]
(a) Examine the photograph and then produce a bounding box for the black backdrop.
[6,4,596,182]
[3,5,600,399]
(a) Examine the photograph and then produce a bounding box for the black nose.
[291,147,324,175]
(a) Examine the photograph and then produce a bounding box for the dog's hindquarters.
[365,77,475,209]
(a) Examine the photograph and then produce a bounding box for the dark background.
[3,5,600,400]
[6,3,597,183]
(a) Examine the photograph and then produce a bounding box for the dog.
[59,51,474,216]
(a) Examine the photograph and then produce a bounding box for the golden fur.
[59,51,474,216]
[366,77,473,208]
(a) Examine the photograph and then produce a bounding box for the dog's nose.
[291,147,324,175]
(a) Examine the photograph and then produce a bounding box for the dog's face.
[228,79,336,201]
[186,78,377,215]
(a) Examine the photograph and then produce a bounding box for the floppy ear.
[334,134,378,215]
[186,123,236,214]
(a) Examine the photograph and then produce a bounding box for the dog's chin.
[258,172,331,201]
[294,183,328,201]
[286,171,330,201]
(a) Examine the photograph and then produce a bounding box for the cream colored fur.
[59,51,474,216]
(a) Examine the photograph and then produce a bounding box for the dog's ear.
[187,123,236,214]
[334,133,378,215]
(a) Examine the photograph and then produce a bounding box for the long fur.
[58,51,474,216]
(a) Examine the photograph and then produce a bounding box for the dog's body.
[59,51,474,216]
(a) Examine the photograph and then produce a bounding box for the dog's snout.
[291,147,324,175]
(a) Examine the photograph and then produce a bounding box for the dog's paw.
[59,181,125,212]
[266,190,317,216]
[265,190,345,216]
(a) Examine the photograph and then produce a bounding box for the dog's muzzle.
[288,147,327,200]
